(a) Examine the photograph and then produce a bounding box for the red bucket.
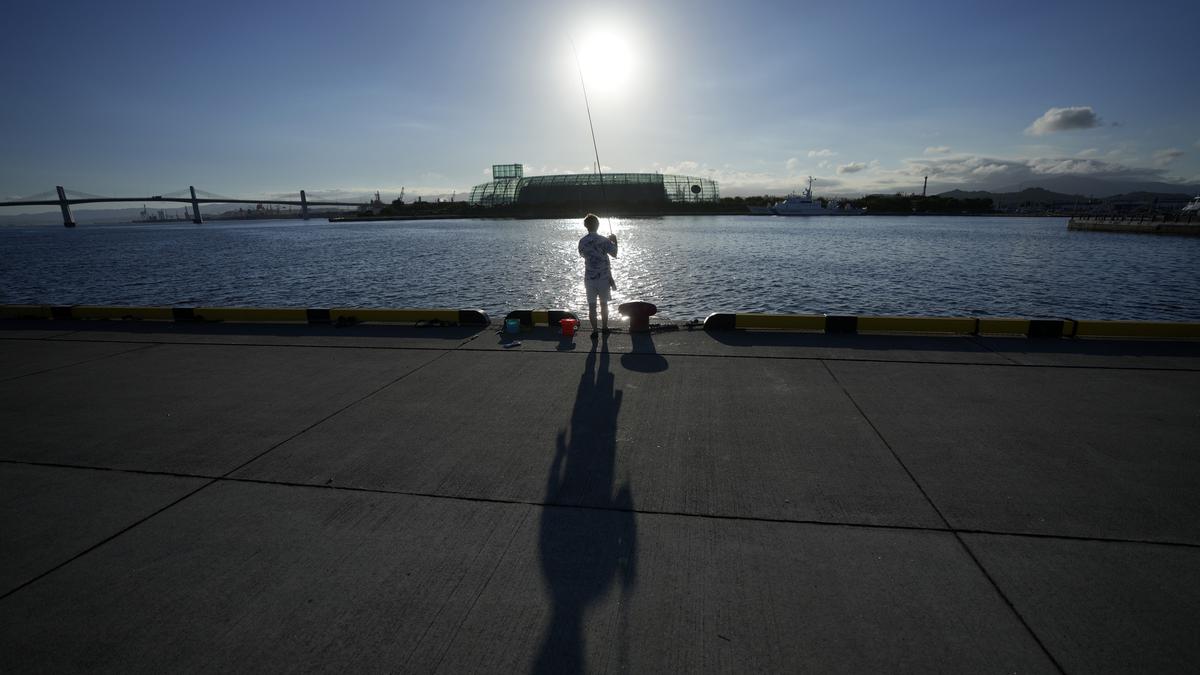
[560,318,578,337]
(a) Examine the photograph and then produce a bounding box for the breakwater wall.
[1068,214,1200,236]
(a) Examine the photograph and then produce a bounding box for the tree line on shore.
[350,184,1194,219]
[720,194,994,213]
[359,193,994,217]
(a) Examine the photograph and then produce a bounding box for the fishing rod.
[569,37,613,235]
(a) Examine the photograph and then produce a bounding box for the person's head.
[583,213,600,232]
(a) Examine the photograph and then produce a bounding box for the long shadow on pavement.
[536,336,638,674]
[621,331,669,372]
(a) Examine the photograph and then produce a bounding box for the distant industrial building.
[468,164,719,209]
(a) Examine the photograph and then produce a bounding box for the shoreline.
[1068,214,1200,236]
[329,211,1072,222]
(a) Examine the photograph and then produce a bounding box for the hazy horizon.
[2,0,1197,202]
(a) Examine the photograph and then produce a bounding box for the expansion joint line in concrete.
[0,348,460,606]
[7,458,1200,552]
[818,359,1068,675]
[455,331,486,349]
[0,342,159,385]
[219,348,459,479]
[13,332,1199,372]
[965,335,1022,365]
[478,346,1200,374]
[612,348,1200,373]
[0,329,82,341]
[0,476,217,604]
[47,336,466,355]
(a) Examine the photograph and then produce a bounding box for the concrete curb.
[5,305,1198,339]
[504,309,579,328]
[702,312,1200,340]
[0,305,491,327]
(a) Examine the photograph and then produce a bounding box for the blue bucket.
[504,318,521,334]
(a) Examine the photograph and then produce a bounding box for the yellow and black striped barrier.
[703,313,1200,339]
[504,309,579,329]
[703,313,827,332]
[1073,320,1200,340]
[0,305,54,320]
[326,308,489,326]
[0,305,490,326]
[5,305,1198,338]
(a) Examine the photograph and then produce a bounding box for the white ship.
[771,177,863,216]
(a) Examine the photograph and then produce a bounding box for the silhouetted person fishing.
[578,213,618,337]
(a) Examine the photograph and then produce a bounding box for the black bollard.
[618,301,658,333]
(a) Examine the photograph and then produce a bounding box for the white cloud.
[657,160,847,193]
[1025,106,1101,135]
[924,146,951,155]
[1027,158,1113,175]
[1153,148,1185,167]
[824,151,1190,195]
[664,160,702,174]
[807,149,836,157]
[654,148,1194,197]
[785,157,800,171]
[896,154,1171,187]
[1077,148,1099,157]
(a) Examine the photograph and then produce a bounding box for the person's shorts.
[584,276,611,305]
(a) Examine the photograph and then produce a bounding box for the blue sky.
[2,0,1198,201]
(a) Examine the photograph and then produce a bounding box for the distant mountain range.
[0,204,354,227]
[937,187,1197,207]
[987,175,1200,198]
[928,174,1199,207]
[0,206,161,227]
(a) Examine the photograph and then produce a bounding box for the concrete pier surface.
[2,320,1199,673]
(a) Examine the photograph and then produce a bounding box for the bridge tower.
[300,190,309,220]
[189,186,203,224]
[56,186,76,228]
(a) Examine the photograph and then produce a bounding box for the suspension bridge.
[0,186,371,226]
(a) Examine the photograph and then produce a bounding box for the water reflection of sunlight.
[16,215,1193,322]
[552,217,647,313]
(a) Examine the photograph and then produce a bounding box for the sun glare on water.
[574,27,636,95]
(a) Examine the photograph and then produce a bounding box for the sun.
[573,27,636,95]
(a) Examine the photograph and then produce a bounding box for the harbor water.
[2,215,1199,321]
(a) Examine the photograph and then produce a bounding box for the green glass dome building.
[469,164,719,208]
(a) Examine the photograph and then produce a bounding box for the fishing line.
[569,37,613,235]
